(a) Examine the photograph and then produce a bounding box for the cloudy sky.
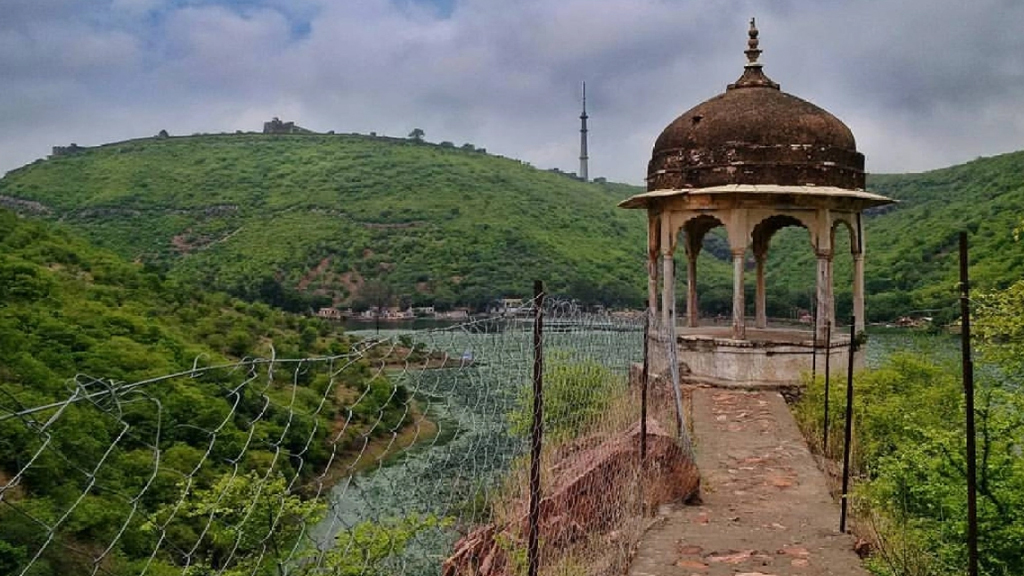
[2,0,1023,183]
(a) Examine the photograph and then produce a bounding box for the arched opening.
[831,218,857,328]
[751,215,814,328]
[673,215,729,328]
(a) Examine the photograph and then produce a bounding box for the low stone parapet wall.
[641,329,864,389]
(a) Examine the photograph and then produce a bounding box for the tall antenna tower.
[579,81,589,182]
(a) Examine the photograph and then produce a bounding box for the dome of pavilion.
[647,20,865,192]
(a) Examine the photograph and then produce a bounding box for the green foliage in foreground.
[0,133,647,310]
[974,279,1024,375]
[315,514,450,576]
[509,354,620,440]
[796,354,1024,575]
[0,209,410,575]
[795,296,1024,576]
[143,472,326,576]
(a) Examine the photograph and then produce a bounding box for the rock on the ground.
[442,419,699,576]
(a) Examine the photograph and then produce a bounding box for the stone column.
[661,247,674,328]
[684,229,701,328]
[648,216,659,316]
[853,252,865,334]
[732,248,746,340]
[686,252,699,328]
[648,250,659,315]
[754,252,767,329]
[815,248,834,343]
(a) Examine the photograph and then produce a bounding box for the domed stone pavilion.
[620,19,893,386]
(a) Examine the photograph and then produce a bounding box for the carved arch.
[681,214,726,257]
[751,214,810,257]
[831,216,860,255]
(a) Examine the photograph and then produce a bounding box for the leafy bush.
[510,353,621,440]
[317,514,451,576]
[795,349,1024,575]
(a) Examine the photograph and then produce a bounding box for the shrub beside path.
[629,388,869,576]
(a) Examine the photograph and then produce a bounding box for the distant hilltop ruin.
[44,121,506,165]
[51,143,84,157]
[263,117,314,135]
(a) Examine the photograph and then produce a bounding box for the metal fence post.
[823,320,832,453]
[641,309,649,462]
[527,280,544,576]
[840,316,855,533]
[959,232,979,576]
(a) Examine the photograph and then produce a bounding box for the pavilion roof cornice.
[618,184,894,210]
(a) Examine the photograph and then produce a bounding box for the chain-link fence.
[1,292,698,576]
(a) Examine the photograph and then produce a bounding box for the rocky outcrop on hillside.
[0,195,51,215]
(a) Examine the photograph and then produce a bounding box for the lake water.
[864,327,960,368]
[308,319,644,573]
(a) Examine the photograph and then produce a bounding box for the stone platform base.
[650,326,862,388]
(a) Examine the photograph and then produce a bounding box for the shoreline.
[309,403,440,494]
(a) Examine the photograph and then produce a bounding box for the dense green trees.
[143,472,325,574]
[795,273,1024,574]
[0,210,410,575]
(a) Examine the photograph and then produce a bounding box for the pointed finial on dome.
[728,17,779,90]
[745,17,761,67]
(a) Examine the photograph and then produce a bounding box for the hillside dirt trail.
[629,388,869,576]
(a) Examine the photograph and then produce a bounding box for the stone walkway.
[629,389,868,576]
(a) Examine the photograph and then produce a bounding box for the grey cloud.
[1,0,1023,183]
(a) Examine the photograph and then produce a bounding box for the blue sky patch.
[166,0,317,40]
[394,0,455,19]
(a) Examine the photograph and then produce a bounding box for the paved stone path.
[629,389,868,576]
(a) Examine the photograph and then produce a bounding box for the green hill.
[0,133,647,311]
[0,209,352,384]
[756,151,1024,323]
[0,208,412,575]
[865,153,1024,319]
[3,133,1023,321]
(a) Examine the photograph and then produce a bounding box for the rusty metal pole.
[639,308,650,516]
[641,309,649,462]
[840,316,856,533]
[527,280,544,576]
[959,232,979,576]
[823,320,832,453]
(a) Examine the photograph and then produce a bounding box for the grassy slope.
[0,206,381,430]
[0,209,412,574]
[0,134,647,309]
[3,134,1023,320]
[761,151,1024,322]
[865,153,1024,318]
